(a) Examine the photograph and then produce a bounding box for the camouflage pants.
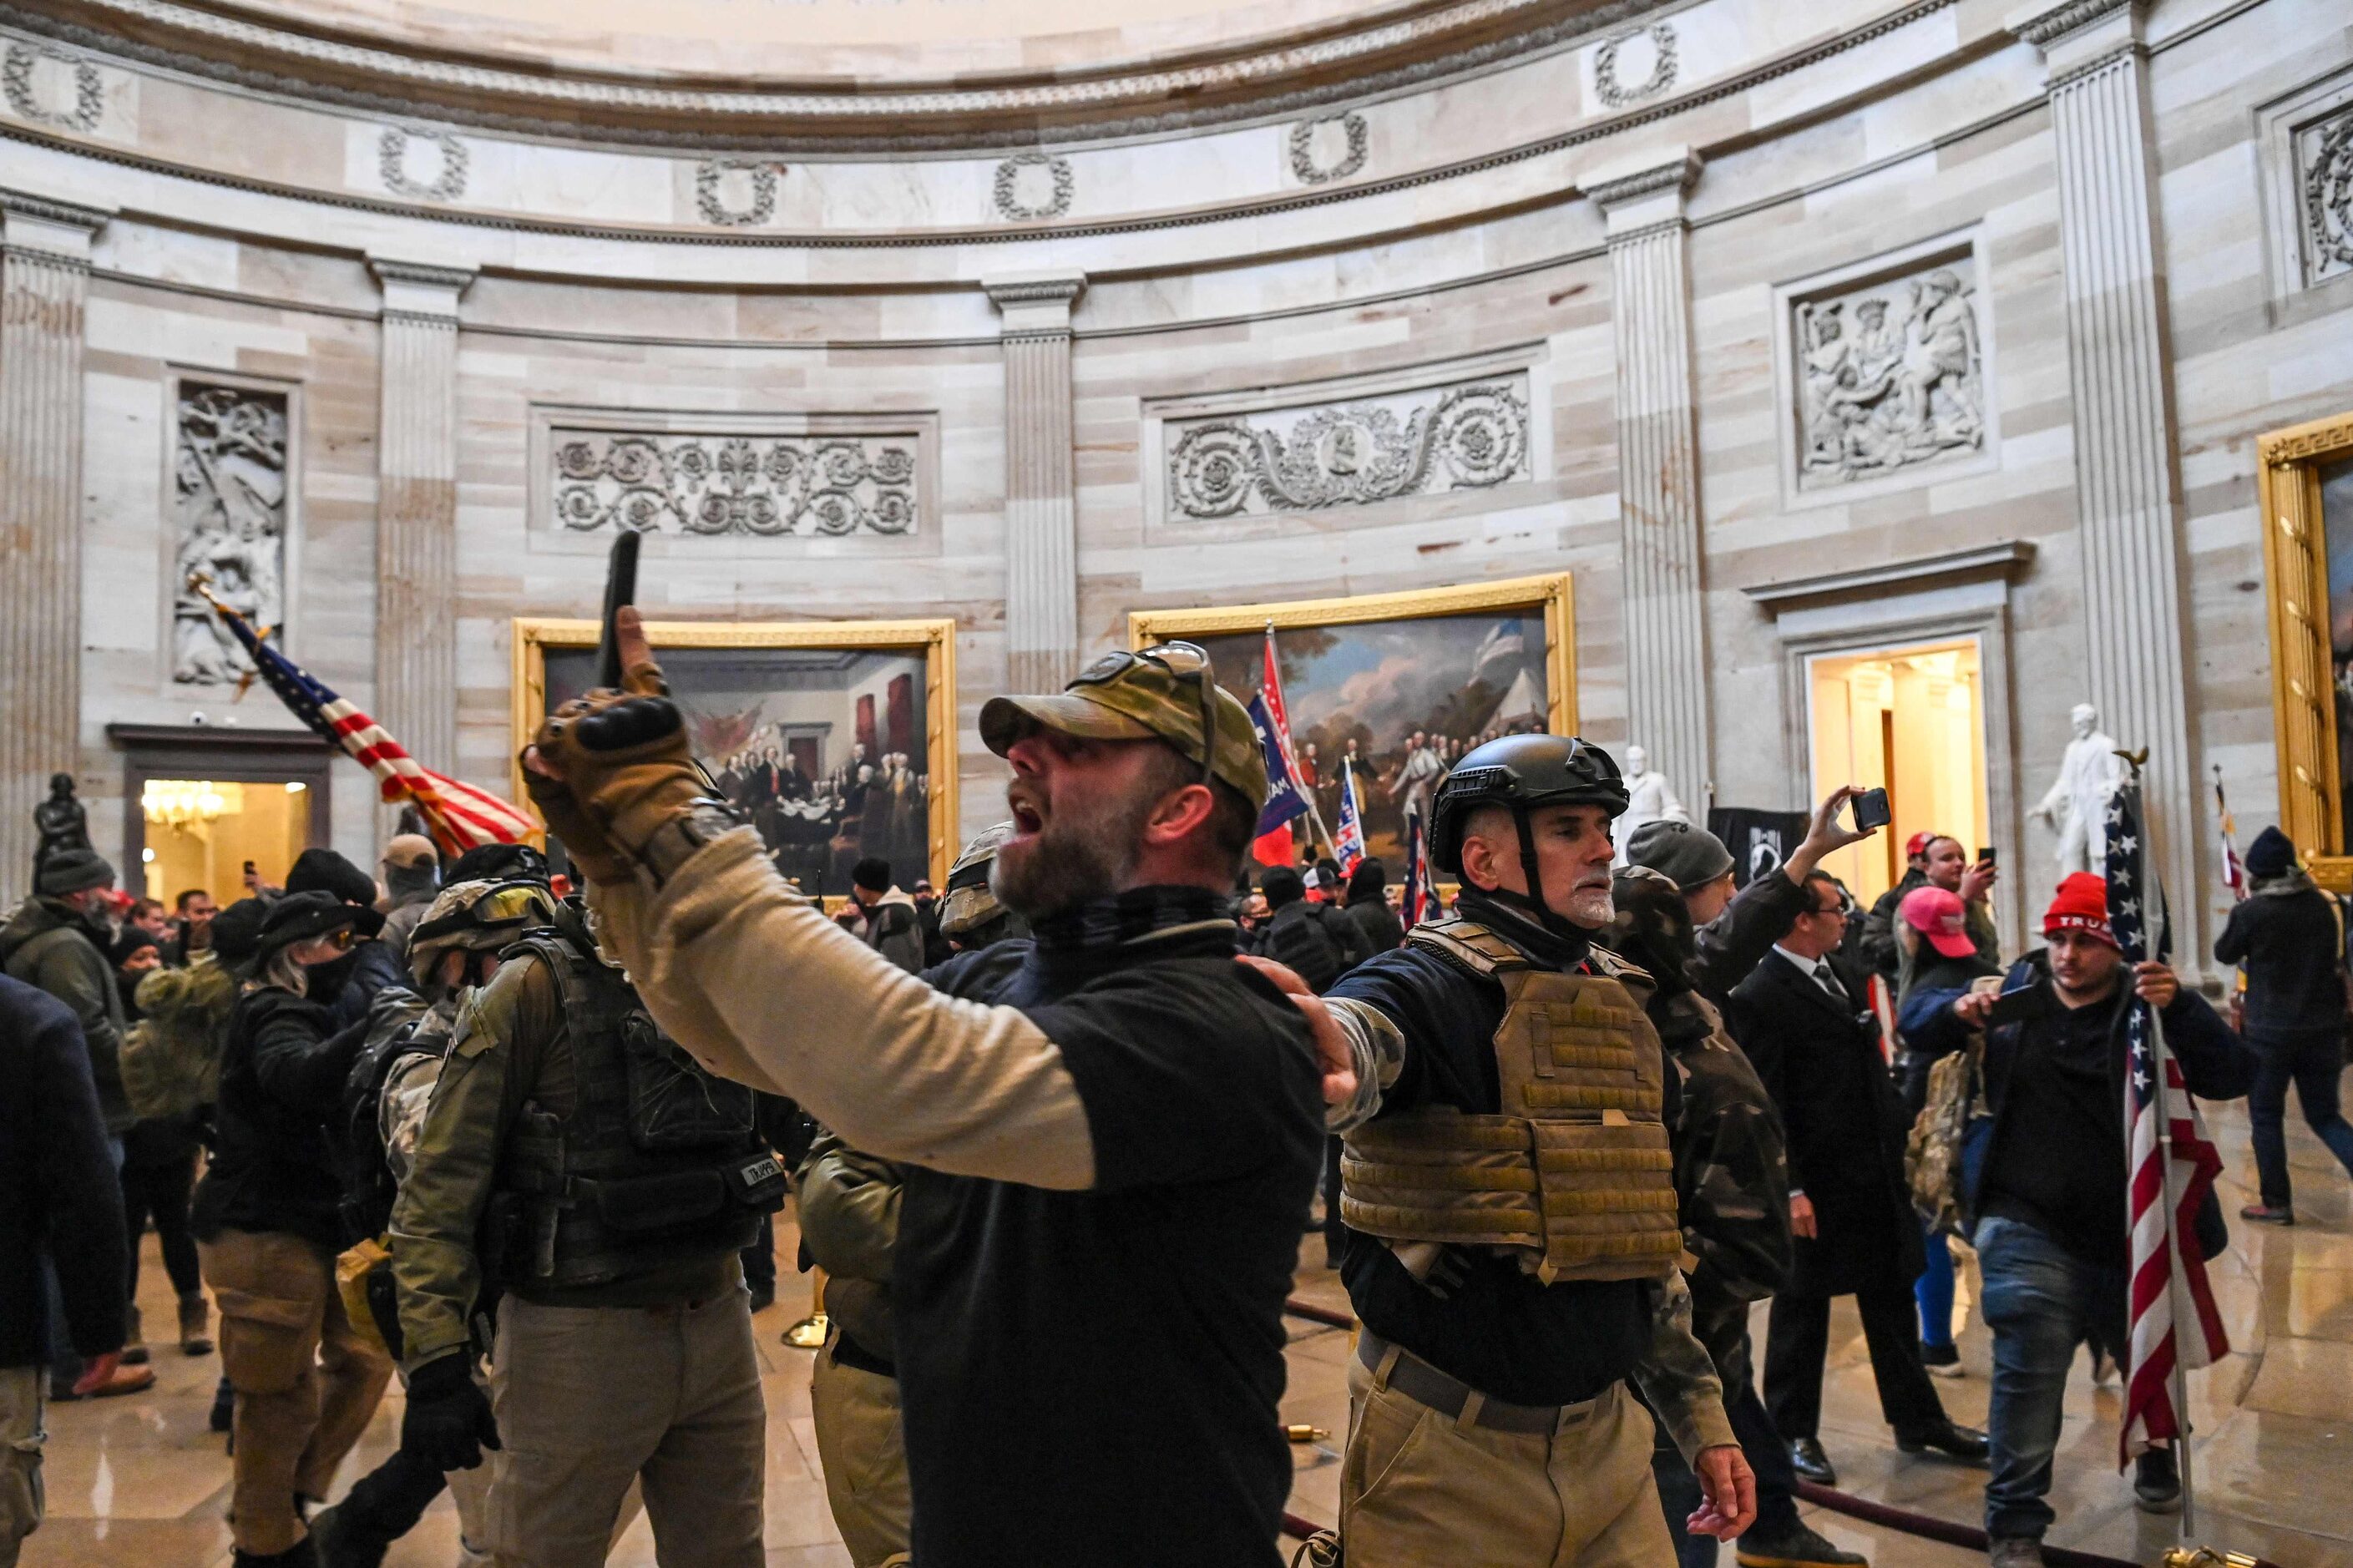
[0,1366,42,1568]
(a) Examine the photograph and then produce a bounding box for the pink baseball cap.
[1899,885,1976,959]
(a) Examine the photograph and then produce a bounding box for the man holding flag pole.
[1905,760,2255,1565]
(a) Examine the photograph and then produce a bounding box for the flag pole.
[1263,621,1340,862]
[2130,761,2199,1544]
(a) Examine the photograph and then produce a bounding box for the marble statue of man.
[1613,743,1691,866]
[2030,703,2126,876]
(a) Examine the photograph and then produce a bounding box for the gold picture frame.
[1128,572,1579,736]
[510,616,959,889]
[2258,411,2353,893]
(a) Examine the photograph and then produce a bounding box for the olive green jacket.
[795,1126,903,1363]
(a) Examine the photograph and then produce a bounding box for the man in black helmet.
[1305,732,1755,1566]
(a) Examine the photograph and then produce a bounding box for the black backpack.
[1266,903,1349,994]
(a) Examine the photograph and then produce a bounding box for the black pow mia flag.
[1708,808,1810,889]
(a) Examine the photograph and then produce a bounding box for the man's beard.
[991,783,1153,921]
[1562,882,1614,929]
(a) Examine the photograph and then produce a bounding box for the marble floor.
[24,1081,2353,1568]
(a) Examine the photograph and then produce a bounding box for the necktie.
[1813,960,1850,1009]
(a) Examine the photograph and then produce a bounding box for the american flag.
[1333,759,1366,878]
[2214,768,2246,903]
[190,579,538,857]
[2109,780,2229,1465]
[1399,812,1435,929]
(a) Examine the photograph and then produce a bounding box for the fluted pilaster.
[2019,0,2199,941]
[370,259,472,781]
[0,194,106,903]
[1592,153,1710,796]
[985,272,1085,695]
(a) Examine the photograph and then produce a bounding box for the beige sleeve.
[587,827,1096,1189]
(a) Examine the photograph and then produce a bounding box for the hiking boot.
[307,1503,394,1568]
[2134,1446,2182,1514]
[210,1377,235,1434]
[1987,1539,2043,1568]
[233,1536,320,1568]
[180,1293,215,1356]
[1736,1518,1870,1567]
[2239,1202,2294,1226]
[120,1305,150,1366]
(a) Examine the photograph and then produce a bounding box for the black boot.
[1737,1518,1870,1568]
[232,1536,320,1568]
[308,1503,397,1568]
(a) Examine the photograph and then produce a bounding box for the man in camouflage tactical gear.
[1298,732,1754,1566]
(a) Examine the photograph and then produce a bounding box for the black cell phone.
[594,529,641,691]
[1850,787,1891,831]
[1977,846,1997,865]
[1983,985,2049,1029]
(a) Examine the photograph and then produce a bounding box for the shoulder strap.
[1404,915,1532,977]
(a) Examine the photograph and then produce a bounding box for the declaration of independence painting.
[1132,574,1574,868]
[514,618,957,896]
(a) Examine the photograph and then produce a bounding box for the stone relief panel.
[697,158,783,226]
[551,429,918,537]
[2297,104,2353,287]
[3,43,99,131]
[993,153,1074,221]
[379,125,468,202]
[1290,113,1369,184]
[1592,23,1677,109]
[1165,375,1531,518]
[1790,251,1986,492]
[173,382,290,687]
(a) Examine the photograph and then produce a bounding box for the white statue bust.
[1615,743,1691,866]
[2030,703,2127,876]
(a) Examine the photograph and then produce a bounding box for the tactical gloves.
[400,1353,499,1471]
[524,642,706,883]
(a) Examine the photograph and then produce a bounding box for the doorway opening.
[139,778,310,904]
[1805,637,1989,911]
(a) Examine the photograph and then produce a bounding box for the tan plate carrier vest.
[1339,916,1682,1285]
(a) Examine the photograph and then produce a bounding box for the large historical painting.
[515,620,955,897]
[1132,575,1573,868]
[2324,455,2353,842]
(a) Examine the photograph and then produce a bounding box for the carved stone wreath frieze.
[173,381,289,686]
[552,431,917,537]
[378,125,468,202]
[1166,377,1531,518]
[2298,106,2353,286]
[1593,23,1677,109]
[992,152,1074,222]
[3,42,100,131]
[696,158,782,226]
[1792,250,1986,491]
[1289,112,1369,184]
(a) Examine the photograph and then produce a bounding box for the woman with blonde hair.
[192,892,393,1567]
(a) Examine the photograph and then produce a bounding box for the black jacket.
[1858,869,1929,986]
[1,974,129,1367]
[1689,868,1814,1008]
[320,937,408,1032]
[1255,898,1371,993]
[2214,882,2346,1042]
[1726,948,1924,1294]
[1342,893,1406,956]
[193,985,368,1251]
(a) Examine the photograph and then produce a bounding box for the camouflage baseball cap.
[979,644,1270,806]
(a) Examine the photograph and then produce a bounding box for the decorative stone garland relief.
[1592,23,1677,109]
[1289,112,1369,185]
[2298,104,2353,286]
[993,152,1074,222]
[697,158,783,226]
[1790,250,1986,491]
[173,382,290,686]
[552,430,918,537]
[379,125,468,202]
[2,43,101,132]
[1166,375,1531,518]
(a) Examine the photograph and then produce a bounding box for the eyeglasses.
[1070,640,1218,786]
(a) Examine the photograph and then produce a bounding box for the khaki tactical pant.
[807,1328,913,1568]
[487,1291,765,1568]
[200,1230,394,1556]
[0,1366,43,1568]
[1341,1347,1675,1568]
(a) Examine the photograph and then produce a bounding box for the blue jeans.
[1974,1215,2125,1542]
[2246,1029,2353,1208]
[1915,1219,1956,1348]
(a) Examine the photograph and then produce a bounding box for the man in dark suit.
[1726,870,1985,1486]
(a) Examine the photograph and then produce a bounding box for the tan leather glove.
[524,652,705,884]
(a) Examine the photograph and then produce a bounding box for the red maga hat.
[1899,885,1977,959]
[2041,871,2117,948]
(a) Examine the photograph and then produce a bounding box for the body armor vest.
[489,932,786,1291]
[1340,916,1682,1284]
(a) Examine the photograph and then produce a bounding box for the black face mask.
[306,946,360,1005]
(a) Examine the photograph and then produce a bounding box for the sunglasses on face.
[1070,640,1218,786]
[321,926,357,952]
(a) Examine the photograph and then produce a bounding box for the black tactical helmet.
[1428,733,1630,875]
